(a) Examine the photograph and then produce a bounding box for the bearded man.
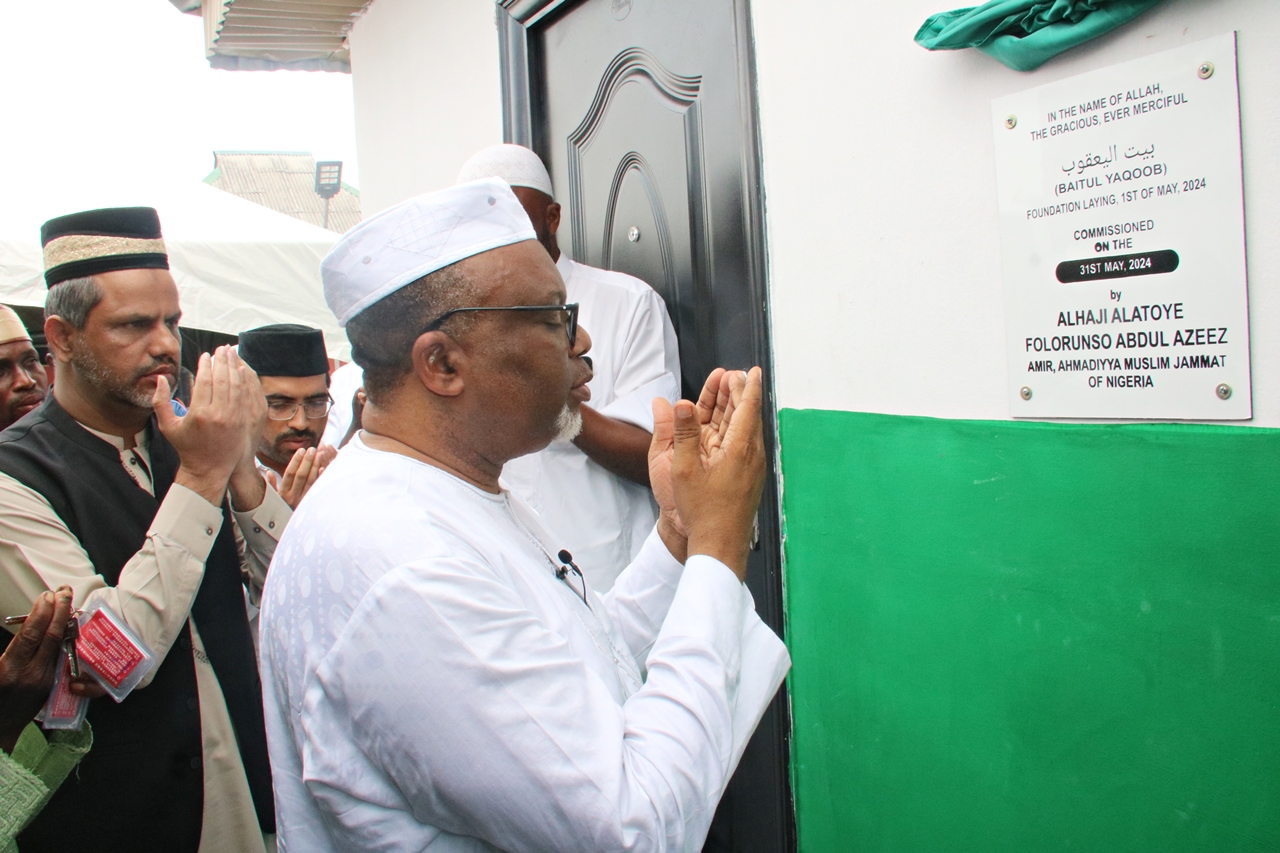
[260,179,789,851]
[0,305,49,430]
[0,207,283,853]
[237,323,336,509]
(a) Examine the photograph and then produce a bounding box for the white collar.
[555,251,575,281]
[80,422,147,452]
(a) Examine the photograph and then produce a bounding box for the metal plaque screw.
[1216,383,1232,400]
[627,226,640,243]
[1019,386,1032,401]
[1197,62,1215,80]
[1004,115,1017,130]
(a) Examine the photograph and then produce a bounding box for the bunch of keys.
[3,609,82,675]
[5,607,88,730]
[7,598,157,718]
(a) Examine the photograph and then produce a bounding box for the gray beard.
[553,404,583,443]
[72,347,155,410]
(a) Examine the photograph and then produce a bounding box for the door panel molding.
[566,47,697,273]
[601,152,676,298]
[563,45,716,390]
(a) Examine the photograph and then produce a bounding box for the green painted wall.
[779,409,1280,852]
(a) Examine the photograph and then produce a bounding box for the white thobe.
[320,361,365,448]
[259,435,789,853]
[317,255,681,591]
[503,253,681,591]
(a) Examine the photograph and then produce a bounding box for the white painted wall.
[347,0,504,218]
[752,0,1280,426]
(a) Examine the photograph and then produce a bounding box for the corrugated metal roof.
[205,152,362,233]
[171,0,373,72]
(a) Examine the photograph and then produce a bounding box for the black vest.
[0,395,274,852]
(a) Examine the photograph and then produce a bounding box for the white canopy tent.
[0,178,348,359]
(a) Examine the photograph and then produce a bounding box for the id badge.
[37,651,89,730]
[75,601,157,703]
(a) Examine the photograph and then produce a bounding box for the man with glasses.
[237,324,337,509]
[0,206,280,852]
[260,179,789,852]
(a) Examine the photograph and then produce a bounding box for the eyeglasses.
[421,303,580,348]
[266,396,333,420]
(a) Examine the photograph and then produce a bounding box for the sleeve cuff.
[14,721,92,791]
[635,523,685,578]
[657,553,750,677]
[234,483,291,545]
[150,483,224,559]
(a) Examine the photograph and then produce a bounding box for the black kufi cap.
[238,324,329,377]
[40,207,169,287]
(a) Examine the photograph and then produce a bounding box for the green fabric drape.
[915,0,1166,72]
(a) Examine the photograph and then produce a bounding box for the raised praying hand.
[264,445,334,509]
[649,367,765,578]
[153,346,268,507]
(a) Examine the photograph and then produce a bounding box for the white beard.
[553,404,583,443]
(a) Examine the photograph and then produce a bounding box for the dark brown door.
[499,2,791,850]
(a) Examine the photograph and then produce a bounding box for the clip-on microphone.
[556,550,590,608]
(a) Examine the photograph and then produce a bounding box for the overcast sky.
[1,1,360,190]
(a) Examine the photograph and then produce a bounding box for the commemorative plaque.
[992,33,1250,419]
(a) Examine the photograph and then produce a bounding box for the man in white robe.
[458,144,682,590]
[318,359,363,449]
[259,179,790,852]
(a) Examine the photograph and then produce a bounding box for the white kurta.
[259,435,789,853]
[319,360,365,448]
[502,253,681,591]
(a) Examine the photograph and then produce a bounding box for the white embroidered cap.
[0,305,31,345]
[455,144,554,197]
[321,178,537,327]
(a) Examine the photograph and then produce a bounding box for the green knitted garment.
[0,724,92,853]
